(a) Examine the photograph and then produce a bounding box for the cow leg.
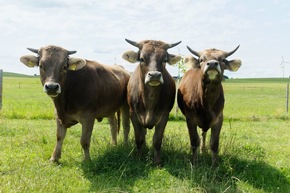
[108,114,118,145]
[50,118,67,162]
[186,118,200,164]
[200,131,207,154]
[153,115,168,165]
[80,115,95,161]
[210,115,223,167]
[121,104,130,143]
[131,113,146,156]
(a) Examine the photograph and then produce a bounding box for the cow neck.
[51,90,67,121]
[201,78,223,109]
[143,84,162,110]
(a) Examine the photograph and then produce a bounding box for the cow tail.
[117,110,121,134]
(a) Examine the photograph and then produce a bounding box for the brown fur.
[126,40,179,165]
[21,45,131,162]
[178,46,241,167]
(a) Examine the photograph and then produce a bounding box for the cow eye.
[163,59,168,63]
[199,58,203,63]
[39,64,44,71]
[140,58,145,63]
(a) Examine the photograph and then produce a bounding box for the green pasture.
[0,75,290,192]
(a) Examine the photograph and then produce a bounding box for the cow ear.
[184,55,199,69]
[20,55,38,67]
[122,50,138,63]
[225,59,242,72]
[68,58,86,71]
[168,54,181,65]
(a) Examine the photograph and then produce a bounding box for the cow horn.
[68,50,77,55]
[186,46,201,57]
[167,41,181,49]
[225,45,240,58]
[125,39,141,48]
[27,48,39,54]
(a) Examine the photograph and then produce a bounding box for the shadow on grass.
[81,142,290,192]
[81,142,153,192]
[163,150,290,192]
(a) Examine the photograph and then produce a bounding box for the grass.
[1,75,290,192]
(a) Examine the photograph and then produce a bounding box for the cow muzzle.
[204,60,221,80]
[43,82,61,97]
[145,71,164,86]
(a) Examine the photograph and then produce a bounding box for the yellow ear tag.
[69,64,77,71]
[28,61,35,67]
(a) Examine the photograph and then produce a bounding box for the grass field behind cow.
[0,74,290,192]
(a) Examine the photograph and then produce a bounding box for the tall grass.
[0,76,290,192]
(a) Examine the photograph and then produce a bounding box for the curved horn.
[186,46,200,57]
[167,41,182,49]
[225,45,240,58]
[27,48,39,54]
[68,50,77,55]
[125,39,140,48]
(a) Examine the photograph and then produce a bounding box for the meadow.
[0,74,290,192]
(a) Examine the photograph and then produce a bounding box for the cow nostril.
[148,71,161,77]
[207,61,219,66]
[45,83,60,91]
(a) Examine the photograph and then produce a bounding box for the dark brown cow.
[177,45,242,167]
[122,39,181,165]
[20,45,130,162]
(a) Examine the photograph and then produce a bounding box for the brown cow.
[177,45,242,167]
[20,45,130,162]
[122,39,181,165]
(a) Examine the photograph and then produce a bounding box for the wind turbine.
[280,56,290,78]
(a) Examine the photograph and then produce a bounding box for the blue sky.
[1,0,290,78]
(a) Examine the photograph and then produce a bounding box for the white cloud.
[1,0,290,78]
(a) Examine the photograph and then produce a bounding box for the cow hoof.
[153,155,163,167]
[83,156,91,163]
[211,160,219,169]
[154,160,163,167]
[49,157,60,164]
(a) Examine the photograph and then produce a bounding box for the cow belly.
[64,89,124,117]
[186,109,221,131]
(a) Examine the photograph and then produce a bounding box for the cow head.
[123,39,181,86]
[185,45,242,81]
[20,45,86,97]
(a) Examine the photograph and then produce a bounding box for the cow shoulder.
[179,69,202,102]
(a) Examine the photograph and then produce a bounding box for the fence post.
[0,69,2,110]
[286,83,289,113]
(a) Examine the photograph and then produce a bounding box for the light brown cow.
[122,39,181,165]
[20,45,130,162]
[177,45,241,167]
